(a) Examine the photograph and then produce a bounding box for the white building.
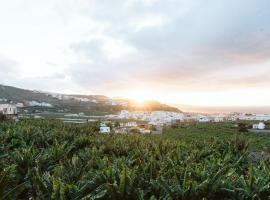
[100,126,110,133]
[253,122,266,130]
[28,101,53,107]
[197,115,211,122]
[259,122,265,130]
[125,121,137,127]
[0,104,18,115]
[139,128,151,134]
[115,127,128,134]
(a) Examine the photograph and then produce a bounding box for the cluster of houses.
[104,110,270,133]
[99,120,268,135]
[28,101,53,107]
[118,110,185,126]
[99,121,153,134]
[99,111,270,134]
[117,110,220,124]
[48,93,129,106]
[116,110,237,124]
[0,103,269,132]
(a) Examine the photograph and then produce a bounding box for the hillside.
[128,100,180,112]
[0,84,181,115]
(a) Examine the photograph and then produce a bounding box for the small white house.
[100,126,110,133]
[140,129,151,134]
[0,104,18,115]
[198,117,211,122]
[213,115,226,122]
[125,121,137,127]
[253,122,266,130]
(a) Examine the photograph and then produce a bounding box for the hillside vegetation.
[1,119,270,199]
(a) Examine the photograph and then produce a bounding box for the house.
[125,121,137,127]
[253,122,266,130]
[213,114,226,122]
[114,127,128,134]
[198,117,211,122]
[0,104,18,119]
[139,128,151,134]
[100,126,110,133]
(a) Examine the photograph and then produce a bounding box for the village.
[1,103,270,135]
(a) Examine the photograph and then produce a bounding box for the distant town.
[1,99,270,135]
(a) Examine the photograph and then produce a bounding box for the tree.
[115,121,120,128]
[106,122,113,130]
[0,112,6,121]
[150,125,157,131]
[238,122,250,132]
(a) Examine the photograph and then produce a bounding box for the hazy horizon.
[1,0,270,108]
[174,104,270,114]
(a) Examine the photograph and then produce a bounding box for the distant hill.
[0,84,181,115]
[128,100,180,112]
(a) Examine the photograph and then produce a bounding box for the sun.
[125,90,157,102]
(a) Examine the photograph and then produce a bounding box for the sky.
[0,0,270,107]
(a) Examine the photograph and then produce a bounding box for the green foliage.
[163,122,270,151]
[0,119,270,199]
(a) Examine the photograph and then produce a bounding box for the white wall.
[0,104,17,115]
[100,126,110,133]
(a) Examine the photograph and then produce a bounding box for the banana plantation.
[1,119,270,199]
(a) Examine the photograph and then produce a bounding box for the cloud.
[0,0,270,105]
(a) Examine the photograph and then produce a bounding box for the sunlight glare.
[125,90,157,102]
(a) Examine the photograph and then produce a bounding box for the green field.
[1,119,270,199]
[163,122,270,152]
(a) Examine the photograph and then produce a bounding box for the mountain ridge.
[0,84,181,115]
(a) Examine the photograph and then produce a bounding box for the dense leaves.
[0,119,270,199]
